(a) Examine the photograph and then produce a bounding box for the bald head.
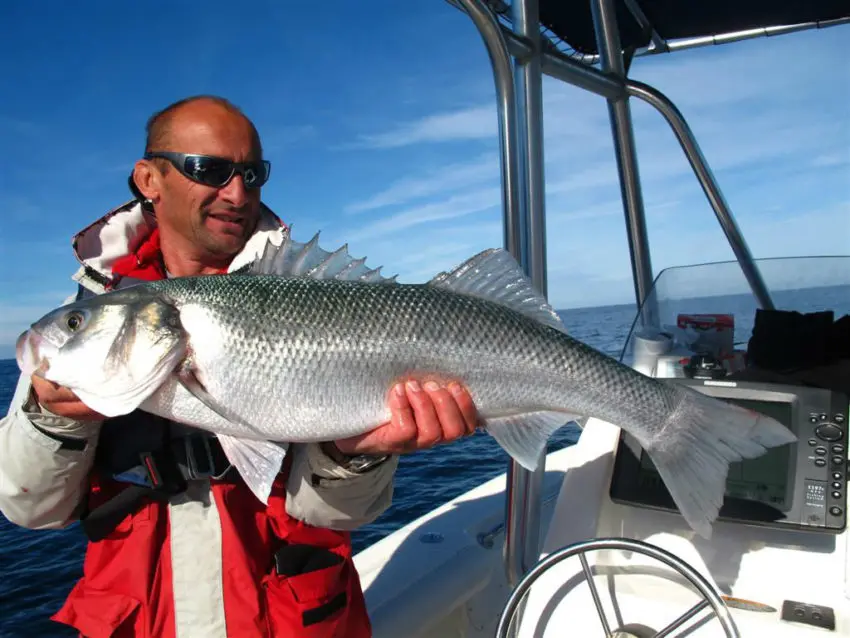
[132,94,266,276]
[144,95,262,156]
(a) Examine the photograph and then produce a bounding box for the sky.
[0,3,848,359]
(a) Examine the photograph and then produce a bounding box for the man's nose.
[219,173,251,205]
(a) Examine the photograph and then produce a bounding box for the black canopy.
[537,0,850,56]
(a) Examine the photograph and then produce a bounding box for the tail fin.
[645,385,797,538]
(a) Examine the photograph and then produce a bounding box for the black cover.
[537,0,850,55]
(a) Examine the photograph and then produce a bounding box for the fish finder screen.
[639,398,794,511]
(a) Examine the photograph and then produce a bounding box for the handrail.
[451,0,777,604]
[591,0,657,323]
[625,80,775,310]
[452,0,546,589]
[453,0,522,260]
[504,0,548,588]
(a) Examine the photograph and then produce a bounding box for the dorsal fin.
[428,248,565,332]
[245,226,397,283]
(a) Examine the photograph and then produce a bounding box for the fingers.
[385,382,419,447]
[407,381,443,448]
[30,375,105,421]
[405,379,478,448]
[334,383,420,456]
[447,382,479,436]
[333,378,480,458]
[420,381,467,442]
[31,375,78,404]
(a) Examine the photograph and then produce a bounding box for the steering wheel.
[495,537,739,638]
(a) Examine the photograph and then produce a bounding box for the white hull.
[355,417,850,636]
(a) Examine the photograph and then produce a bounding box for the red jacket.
[51,226,374,638]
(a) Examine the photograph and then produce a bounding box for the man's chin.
[198,231,247,260]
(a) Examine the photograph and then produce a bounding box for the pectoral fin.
[177,365,263,435]
[216,434,289,504]
[177,366,289,504]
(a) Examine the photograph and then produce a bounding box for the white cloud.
[343,186,501,243]
[345,153,498,213]
[355,104,497,148]
[331,28,848,314]
[0,114,42,140]
[0,195,42,223]
[261,124,317,154]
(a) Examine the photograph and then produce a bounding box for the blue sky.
[0,3,848,359]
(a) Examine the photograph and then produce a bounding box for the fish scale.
[156,274,689,443]
[17,241,796,538]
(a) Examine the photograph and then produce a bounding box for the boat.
[351,0,850,636]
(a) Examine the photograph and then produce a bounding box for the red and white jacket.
[0,200,398,637]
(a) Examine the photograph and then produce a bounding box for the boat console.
[611,378,849,535]
[513,262,850,636]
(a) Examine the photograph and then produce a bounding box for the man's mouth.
[207,212,244,224]
[205,212,248,235]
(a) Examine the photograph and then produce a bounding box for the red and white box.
[677,313,735,358]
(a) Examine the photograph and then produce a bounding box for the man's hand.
[30,375,105,422]
[334,380,479,456]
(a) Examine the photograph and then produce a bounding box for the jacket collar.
[71,199,289,292]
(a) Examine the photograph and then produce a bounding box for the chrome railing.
[452,0,781,598]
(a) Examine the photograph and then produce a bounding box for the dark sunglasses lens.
[241,161,270,187]
[179,156,270,188]
[183,156,234,186]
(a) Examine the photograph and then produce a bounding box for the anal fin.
[485,411,573,470]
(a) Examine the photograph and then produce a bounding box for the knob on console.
[816,423,843,442]
[683,354,727,380]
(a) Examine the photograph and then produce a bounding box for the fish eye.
[65,311,86,332]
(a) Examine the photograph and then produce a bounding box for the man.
[0,95,479,638]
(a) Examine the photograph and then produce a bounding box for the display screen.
[638,398,795,512]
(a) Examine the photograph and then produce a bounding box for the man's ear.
[132,160,163,207]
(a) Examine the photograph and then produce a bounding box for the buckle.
[185,434,231,480]
[132,449,184,492]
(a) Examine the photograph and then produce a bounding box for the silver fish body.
[16,241,796,538]
[143,275,642,440]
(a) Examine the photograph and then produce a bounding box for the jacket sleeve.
[284,443,399,531]
[0,372,102,529]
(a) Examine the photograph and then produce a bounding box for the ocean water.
[2,284,847,637]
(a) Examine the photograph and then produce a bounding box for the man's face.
[153,104,264,260]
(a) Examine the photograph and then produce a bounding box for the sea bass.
[16,233,795,538]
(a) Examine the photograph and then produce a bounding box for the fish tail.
[644,384,797,538]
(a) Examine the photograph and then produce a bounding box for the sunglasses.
[144,151,271,189]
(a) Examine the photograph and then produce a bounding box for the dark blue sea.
[2,283,848,636]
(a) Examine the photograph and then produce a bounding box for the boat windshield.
[619,256,850,366]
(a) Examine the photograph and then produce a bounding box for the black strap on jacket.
[79,412,234,542]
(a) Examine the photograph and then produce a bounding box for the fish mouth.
[16,329,54,377]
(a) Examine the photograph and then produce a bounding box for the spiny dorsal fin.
[428,248,565,332]
[246,226,396,283]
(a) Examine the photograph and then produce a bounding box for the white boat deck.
[355,417,850,637]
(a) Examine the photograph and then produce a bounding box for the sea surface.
[1,283,848,637]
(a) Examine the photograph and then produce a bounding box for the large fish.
[16,232,795,538]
